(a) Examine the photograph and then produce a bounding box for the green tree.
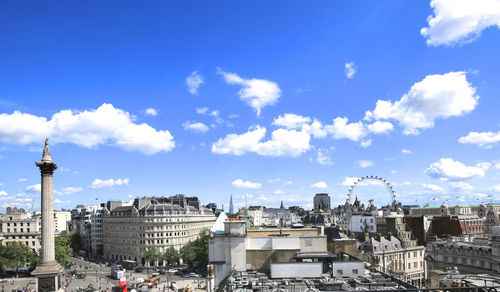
[144,247,162,272]
[0,242,38,277]
[163,246,180,267]
[180,244,196,266]
[55,234,72,266]
[192,229,209,268]
[67,232,83,253]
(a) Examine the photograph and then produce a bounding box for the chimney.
[376,233,382,241]
[364,232,370,242]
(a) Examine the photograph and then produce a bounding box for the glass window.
[353,269,358,274]
[337,270,343,275]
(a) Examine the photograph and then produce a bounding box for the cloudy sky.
[1,0,499,211]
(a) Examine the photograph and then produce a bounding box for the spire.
[229,194,234,215]
[41,138,52,162]
[280,200,284,209]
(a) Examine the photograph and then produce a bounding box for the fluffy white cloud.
[365,72,478,135]
[218,69,281,116]
[345,62,357,79]
[186,71,204,95]
[421,0,500,46]
[212,126,311,157]
[285,180,293,185]
[232,179,262,189]
[360,139,372,148]
[196,107,209,115]
[316,149,333,166]
[366,121,394,134]
[273,189,286,194]
[425,158,489,181]
[0,103,175,155]
[358,160,374,168]
[458,130,500,148]
[449,181,474,191]
[60,187,82,194]
[17,178,27,182]
[273,113,311,129]
[423,183,444,192]
[90,178,129,189]
[145,108,158,117]
[401,149,413,155]
[0,191,7,196]
[183,121,209,133]
[26,184,41,193]
[327,117,367,141]
[311,181,328,189]
[342,177,360,186]
[496,162,500,169]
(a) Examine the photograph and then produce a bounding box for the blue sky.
[0,0,499,211]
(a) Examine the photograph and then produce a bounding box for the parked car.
[189,272,197,278]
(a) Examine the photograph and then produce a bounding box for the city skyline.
[1,1,500,211]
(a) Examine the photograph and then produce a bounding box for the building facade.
[0,212,41,252]
[103,197,216,265]
[313,193,331,210]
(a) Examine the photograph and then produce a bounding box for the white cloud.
[358,160,374,168]
[26,184,41,193]
[285,180,293,185]
[425,158,489,181]
[423,183,444,192]
[421,0,500,46]
[365,72,478,135]
[186,71,204,95]
[496,162,500,169]
[316,149,333,166]
[212,126,311,157]
[360,139,372,148]
[342,177,360,186]
[183,121,209,133]
[145,108,158,117]
[449,181,474,191]
[196,107,209,115]
[366,121,394,134]
[232,179,262,189]
[0,103,175,155]
[60,187,82,194]
[391,170,397,175]
[492,184,500,192]
[401,149,413,155]
[17,178,27,182]
[345,62,357,79]
[90,178,129,189]
[273,113,311,129]
[54,198,71,204]
[311,181,328,189]
[209,110,220,117]
[218,69,281,116]
[268,178,281,183]
[458,130,500,148]
[327,117,367,141]
[0,191,7,196]
[273,189,286,194]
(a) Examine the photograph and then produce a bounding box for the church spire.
[229,194,234,215]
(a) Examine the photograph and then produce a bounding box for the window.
[337,270,343,275]
[407,253,410,258]
[408,263,411,269]
[413,262,417,268]
[413,252,417,257]
[419,251,422,257]
[352,269,359,275]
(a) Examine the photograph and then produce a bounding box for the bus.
[122,260,139,271]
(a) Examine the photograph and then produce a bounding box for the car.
[168,269,177,273]
[189,272,197,277]
[134,266,143,273]
[158,269,165,274]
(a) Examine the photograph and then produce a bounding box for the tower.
[32,138,63,291]
[229,194,234,215]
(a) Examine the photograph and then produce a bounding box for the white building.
[54,210,71,235]
[349,214,377,233]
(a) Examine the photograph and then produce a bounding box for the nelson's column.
[32,138,63,291]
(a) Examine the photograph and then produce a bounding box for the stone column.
[32,138,63,292]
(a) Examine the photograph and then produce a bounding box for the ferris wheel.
[347,175,396,205]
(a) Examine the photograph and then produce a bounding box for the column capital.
[36,161,58,175]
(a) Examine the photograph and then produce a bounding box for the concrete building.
[0,212,41,252]
[53,210,71,235]
[425,226,500,274]
[313,193,331,210]
[70,204,107,257]
[349,214,377,233]
[358,235,426,286]
[209,219,328,285]
[103,196,215,264]
[324,227,358,258]
[247,206,264,227]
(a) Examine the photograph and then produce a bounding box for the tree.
[0,242,38,277]
[192,229,209,268]
[55,234,73,267]
[144,247,162,271]
[180,244,196,266]
[163,246,180,267]
[67,232,83,253]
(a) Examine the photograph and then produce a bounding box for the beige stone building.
[0,212,41,252]
[103,196,216,265]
